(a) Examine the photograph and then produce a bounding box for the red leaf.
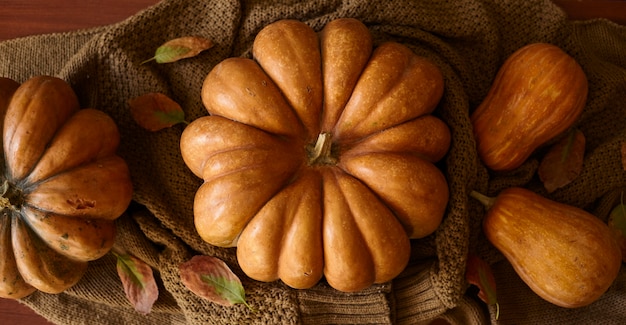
[466,253,498,313]
[179,255,253,310]
[538,129,586,193]
[128,92,187,131]
[116,253,159,315]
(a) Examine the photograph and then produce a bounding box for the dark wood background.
[0,0,625,324]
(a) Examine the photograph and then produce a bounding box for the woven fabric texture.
[1,0,625,324]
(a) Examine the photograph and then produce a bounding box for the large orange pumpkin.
[180,18,450,292]
[0,76,132,299]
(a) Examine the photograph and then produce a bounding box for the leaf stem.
[140,57,156,65]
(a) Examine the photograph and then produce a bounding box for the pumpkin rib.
[20,205,116,262]
[0,211,36,299]
[236,203,286,283]
[18,155,124,192]
[193,162,302,247]
[334,171,411,284]
[21,156,132,220]
[201,57,304,137]
[201,151,275,181]
[3,76,80,182]
[339,152,449,239]
[193,121,306,246]
[198,137,304,194]
[333,42,444,143]
[24,108,121,186]
[11,215,88,294]
[320,18,374,133]
[180,115,289,178]
[253,19,323,138]
[339,115,452,163]
[321,168,376,292]
[196,120,305,179]
[238,169,324,289]
[276,175,325,289]
[0,79,17,182]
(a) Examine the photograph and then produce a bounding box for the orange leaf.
[538,129,585,193]
[128,92,187,131]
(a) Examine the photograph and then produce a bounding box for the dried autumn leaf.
[538,129,585,193]
[608,194,626,262]
[179,255,253,311]
[128,92,187,131]
[142,36,214,64]
[466,253,499,318]
[116,253,159,315]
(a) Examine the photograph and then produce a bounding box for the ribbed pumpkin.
[180,18,450,292]
[0,76,133,299]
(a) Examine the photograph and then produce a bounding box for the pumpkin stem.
[0,179,23,211]
[470,190,497,210]
[307,132,337,166]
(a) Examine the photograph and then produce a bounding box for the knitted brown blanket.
[1,0,625,324]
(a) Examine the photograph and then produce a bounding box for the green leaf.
[142,36,214,64]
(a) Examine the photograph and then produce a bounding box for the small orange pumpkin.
[473,187,621,308]
[471,43,588,171]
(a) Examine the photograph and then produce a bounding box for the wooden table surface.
[0,0,625,324]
